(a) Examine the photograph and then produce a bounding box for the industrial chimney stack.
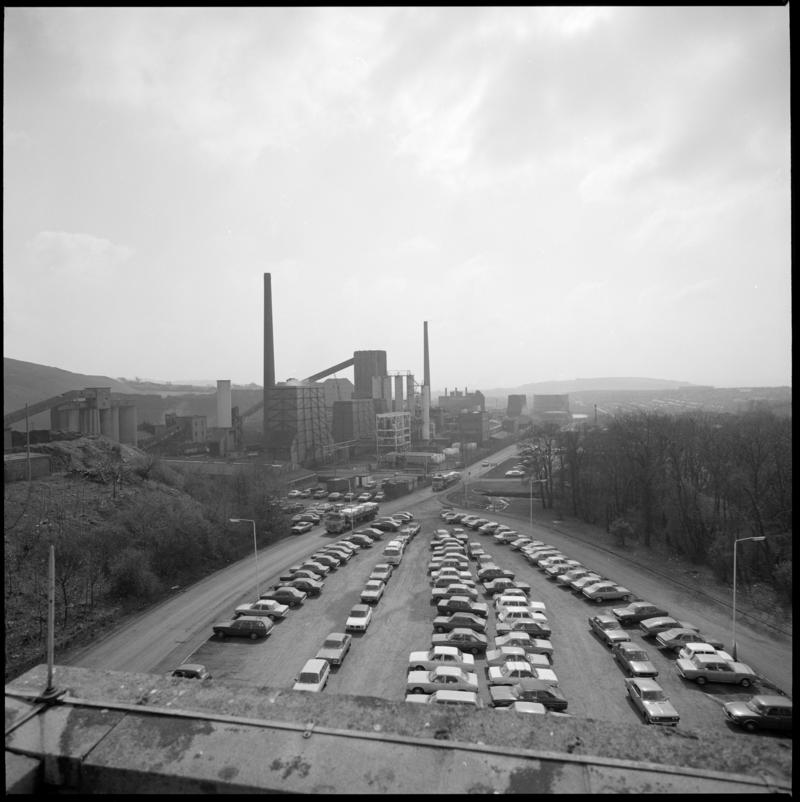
[263,273,276,445]
[422,321,431,441]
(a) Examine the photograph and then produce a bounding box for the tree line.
[522,408,792,605]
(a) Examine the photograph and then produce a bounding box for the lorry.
[675,653,758,687]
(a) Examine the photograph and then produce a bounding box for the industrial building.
[532,393,571,424]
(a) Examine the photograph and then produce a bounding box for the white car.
[408,645,476,672]
[487,660,559,686]
[406,665,479,695]
[234,599,290,620]
[345,603,373,632]
[360,579,386,604]
[292,658,331,692]
[404,689,482,708]
[504,469,525,477]
[485,645,551,669]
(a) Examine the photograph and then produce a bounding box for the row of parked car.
[400,525,569,715]
[483,517,792,732]
[291,515,422,693]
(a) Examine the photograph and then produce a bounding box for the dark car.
[260,586,307,608]
[431,627,488,655]
[171,663,212,679]
[489,678,568,710]
[213,616,272,640]
[432,612,487,634]
[611,601,669,626]
[723,695,792,733]
[372,519,401,532]
[281,577,324,597]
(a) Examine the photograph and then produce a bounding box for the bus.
[324,502,379,534]
[431,471,461,491]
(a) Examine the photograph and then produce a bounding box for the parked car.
[656,628,724,652]
[345,534,374,548]
[477,565,515,582]
[315,632,352,666]
[588,614,632,647]
[213,616,272,640]
[582,582,633,603]
[298,560,330,577]
[345,603,373,633]
[437,596,488,618]
[612,601,670,626]
[171,663,211,680]
[639,617,698,639]
[404,689,482,708]
[495,633,554,657]
[293,658,331,692]
[260,586,307,608]
[431,627,489,655]
[485,645,551,669]
[722,695,793,733]
[290,522,313,535]
[408,645,476,672]
[357,493,373,502]
[360,579,386,604]
[234,599,289,621]
[569,574,603,593]
[557,567,593,587]
[432,583,480,603]
[372,519,401,532]
[504,469,525,477]
[280,568,322,583]
[495,617,552,638]
[406,665,479,695]
[393,511,414,521]
[625,677,679,725]
[370,563,393,582]
[487,660,559,686]
[433,611,487,634]
[483,578,531,597]
[497,608,548,626]
[676,654,758,687]
[544,561,583,579]
[677,642,734,662]
[309,552,340,569]
[489,678,568,710]
[281,577,324,597]
[611,642,658,677]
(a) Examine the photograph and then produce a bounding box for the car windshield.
[628,651,648,660]
[323,637,343,648]
[351,609,367,618]
[299,672,321,683]
[642,689,666,701]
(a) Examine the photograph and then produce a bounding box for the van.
[383,541,404,565]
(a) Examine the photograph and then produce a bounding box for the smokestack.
[217,380,232,428]
[423,321,430,387]
[264,273,275,445]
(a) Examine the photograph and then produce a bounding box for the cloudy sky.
[3,7,791,391]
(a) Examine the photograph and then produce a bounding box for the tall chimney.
[423,321,430,387]
[263,273,275,444]
[217,380,232,428]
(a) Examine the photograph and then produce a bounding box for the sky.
[3,7,791,391]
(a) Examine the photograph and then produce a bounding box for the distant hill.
[479,377,696,397]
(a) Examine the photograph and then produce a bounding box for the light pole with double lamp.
[732,535,766,660]
[230,518,261,598]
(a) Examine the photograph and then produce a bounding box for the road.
[61,453,792,736]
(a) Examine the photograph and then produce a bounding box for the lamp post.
[229,518,261,598]
[732,535,766,660]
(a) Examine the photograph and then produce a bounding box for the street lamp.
[732,535,766,660]
[229,518,261,598]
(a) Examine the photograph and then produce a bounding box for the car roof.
[751,695,792,709]
[431,690,478,702]
[175,663,206,673]
[236,616,267,624]
[628,677,661,690]
[350,603,370,612]
[302,658,329,671]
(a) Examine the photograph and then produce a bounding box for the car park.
[497,608,549,627]
[433,611,487,634]
[345,534,374,548]
[407,645,476,672]
[260,586,307,608]
[488,660,559,686]
[582,581,633,603]
[495,633,554,658]
[432,583,480,603]
[293,658,331,692]
[400,523,422,538]
[557,567,592,586]
[655,628,724,652]
[406,665,479,695]
[282,567,323,582]
[171,663,212,680]
[431,627,488,654]
[588,614,632,647]
[639,617,698,639]
[568,573,603,593]
[373,519,401,532]
[544,561,583,579]
[404,689,482,708]
[477,565,515,582]
[483,578,531,596]
[290,522,313,535]
[360,579,386,604]
[489,678,568,710]
[298,560,330,577]
[612,601,670,626]
[345,603,373,633]
[234,599,289,621]
[393,511,414,521]
[431,568,472,585]
[213,616,272,640]
[611,642,658,677]
[625,677,680,725]
[722,695,792,733]
[315,632,352,666]
[309,553,340,570]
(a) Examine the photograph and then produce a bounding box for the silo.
[353,350,387,398]
[217,380,232,428]
[393,375,404,412]
[406,374,415,411]
[382,376,393,407]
